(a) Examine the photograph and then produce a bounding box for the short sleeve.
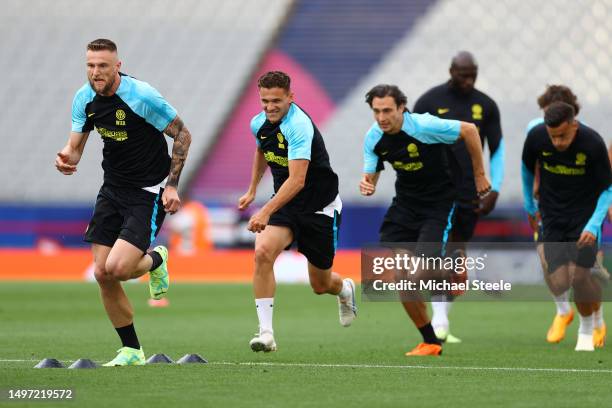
[71,84,95,133]
[411,113,460,144]
[363,124,383,173]
[283,118,313,161]
[250,112,266,147]
[137,82,178,132]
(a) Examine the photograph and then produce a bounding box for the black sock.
[115,323,140,349]
[148,251,163,271]
[418,322,441,345]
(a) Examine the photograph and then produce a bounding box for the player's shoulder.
[472,88,498,108]
[250,111,267,134]
[363,122,384,149]
[578,122,606,147]
[120,74,160,100]
[284,103,312,126]
[73,82,96,104]
[525,117,544,135]
[526,121,547,142]
[280,104,314,137]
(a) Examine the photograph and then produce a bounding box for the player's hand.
[474,174,492,199]
[55,148,79,175]
[359,176,376,196]
[238,190,256,211]
[577,231,596,248]
[527,211,541,232]
[475,191,499,216]
[247,210,270,233]
[162,185,181,214]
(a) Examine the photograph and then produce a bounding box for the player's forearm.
[461,124,486,178]
[260,176,305,216]
[67,132,88,155]
[247,149,267,194]
[521,163,537,216]
[165,117,192,188]
[489,139,505,193]
[584,186,612,236]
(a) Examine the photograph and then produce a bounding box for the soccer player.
[525,85,580,343]
[360,84,490,356]
[238,71,356,352]
[522,101,611,351]
[55,39,192,365]
[413,51,504,343]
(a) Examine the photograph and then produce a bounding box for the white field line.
[2,358,612,374]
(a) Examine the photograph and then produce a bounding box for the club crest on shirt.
[116,109,126,126]
[407,143,419,158]
[472,104,483,120]
[276,133,285,149]
[575,152,587,166]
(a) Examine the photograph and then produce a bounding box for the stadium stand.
[0,0,293,202]
[323,0,612,204]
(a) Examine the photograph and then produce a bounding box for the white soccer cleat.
[338,278,357,327]
[249,331,277,353]
[434,327,462,343]
[575,333,595,351]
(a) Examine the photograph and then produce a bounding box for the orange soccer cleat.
[593,323,606,348]
[546,309,574,343]
[405,342,442,356]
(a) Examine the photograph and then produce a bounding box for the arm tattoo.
[164,115,192,188]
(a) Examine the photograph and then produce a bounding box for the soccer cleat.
[575,333,595,351]
[102,347,146,366]
[546,310,574,343]
[434,327,462,344]
[405,342,442,356]
[249,331,277,353]
[149,246,169,300]
[593,324,606,348]
[338,278,357,327]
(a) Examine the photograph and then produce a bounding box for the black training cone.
[34,358,64,368]
[146,353,174,364]
[68,359,98,369]
[177,353,208,364]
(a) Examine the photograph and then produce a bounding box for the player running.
[55,39,191,365]
[413,51,504,343]
[239,71,356,353]
[360,84,490,356]
[522,101,611,351]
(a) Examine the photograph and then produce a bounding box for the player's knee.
[254,244,278,266]
[93,264,112,284]
[105,259,131,281]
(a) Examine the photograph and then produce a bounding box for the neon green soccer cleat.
[102,347,145,367]
[149,245,169,300]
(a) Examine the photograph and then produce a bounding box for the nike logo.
[261,136,267,139]
[381,151,388,155]
[88,113,95,117]
[437,108,449,115]
[542,151,552,156]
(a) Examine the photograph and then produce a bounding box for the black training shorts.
[84,184,166,252]
[268,206,341,270]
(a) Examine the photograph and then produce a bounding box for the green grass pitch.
[1,282,611,407]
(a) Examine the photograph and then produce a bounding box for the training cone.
[177,354,208,364]
[68,359,98,369]
[146,353,174,364]
[34,358,64,368]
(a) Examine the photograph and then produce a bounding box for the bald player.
[413,51,504,343]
